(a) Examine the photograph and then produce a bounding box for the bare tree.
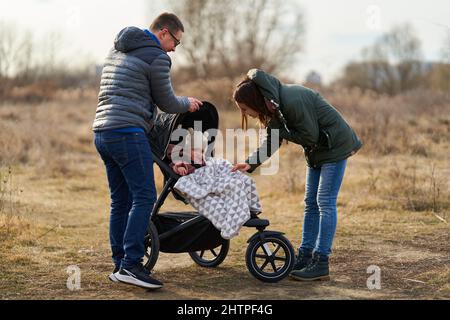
[338,61,388,93]
[13,29,35,85]
[167,0,305,80]
[339,23,425,95]
[0,22,32,79]
[429,32,450,92]
[38,31,63,77]
[372,23,424,93]
[0,22,37,97]
[0,21,93,102]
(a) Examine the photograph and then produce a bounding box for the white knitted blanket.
[174,158,262,239]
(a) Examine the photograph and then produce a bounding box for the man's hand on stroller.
[188,97,203,112]
[231,163,251,173]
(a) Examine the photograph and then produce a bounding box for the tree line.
[1,1,449,103]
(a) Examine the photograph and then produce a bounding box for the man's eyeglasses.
[163,28,181,47]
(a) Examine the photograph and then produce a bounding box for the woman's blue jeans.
[94,131,157,269]
[299,159,347,257]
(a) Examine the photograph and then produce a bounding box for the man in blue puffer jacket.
[93,13,202,290]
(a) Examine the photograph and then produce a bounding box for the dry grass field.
[0,88,449,300]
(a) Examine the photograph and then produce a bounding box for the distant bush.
[326,87,450,156]
[175,76,237,110]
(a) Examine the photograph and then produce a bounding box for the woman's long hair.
[232,77,273,130]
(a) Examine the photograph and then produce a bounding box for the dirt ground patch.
[1,98,449,300]
[1,157,449,300]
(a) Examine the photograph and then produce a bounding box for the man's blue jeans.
[94,131,157,269]
[300,159,347,257]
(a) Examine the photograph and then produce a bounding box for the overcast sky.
[1,0,449,83]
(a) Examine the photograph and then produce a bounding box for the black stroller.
[145,102,295,282]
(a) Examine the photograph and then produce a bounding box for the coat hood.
[114,26,160,53]
[247,69,282,103]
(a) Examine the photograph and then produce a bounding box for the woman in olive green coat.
[232,69,362,281]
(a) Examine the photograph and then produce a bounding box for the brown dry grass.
[0,88,449,300]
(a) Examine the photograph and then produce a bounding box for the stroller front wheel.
[189,240,230,267]
[245,232,295,283]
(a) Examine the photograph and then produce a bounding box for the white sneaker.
[108,266,120,282]
[115,264,163,289]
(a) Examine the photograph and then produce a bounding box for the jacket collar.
[144,29,161,46]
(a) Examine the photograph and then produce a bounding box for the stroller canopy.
[148,101,219,160]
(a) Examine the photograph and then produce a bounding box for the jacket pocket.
[104,136,129,167]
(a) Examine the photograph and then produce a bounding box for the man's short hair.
[150,13,184,33]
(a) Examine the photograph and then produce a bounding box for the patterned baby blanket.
[173,158,262,239]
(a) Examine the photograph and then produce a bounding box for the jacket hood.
[114,26,160,53]
[247,69,282,103]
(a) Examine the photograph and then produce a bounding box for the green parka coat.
[245,69,362,171]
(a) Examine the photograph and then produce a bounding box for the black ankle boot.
[291,250,312,272]
[290,253,330,281]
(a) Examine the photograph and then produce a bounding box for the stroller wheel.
[245,232,295,283]
[188,240,230,267]
[143,221,160,272]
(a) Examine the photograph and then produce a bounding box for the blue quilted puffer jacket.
[93,27,190,133]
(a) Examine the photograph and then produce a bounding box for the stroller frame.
[143,102,295,283]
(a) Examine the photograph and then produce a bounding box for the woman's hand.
[231,163,251,173]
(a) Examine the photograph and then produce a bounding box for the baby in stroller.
[165,125,262,240]
[144,102,296,282]
[166,128,208,176]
